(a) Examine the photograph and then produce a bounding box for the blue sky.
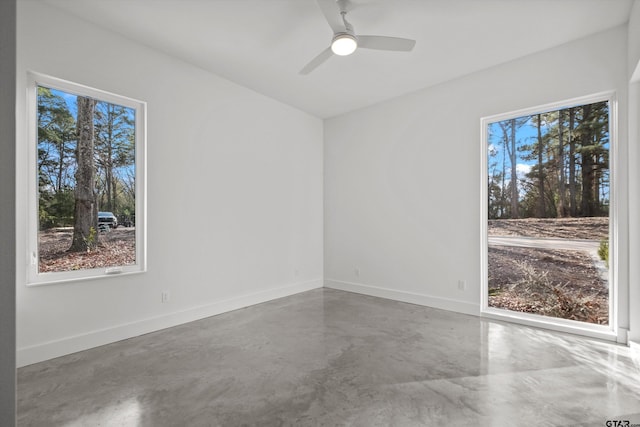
[487,107,610,202]
[47,86,135,123]
[39,85,137,191]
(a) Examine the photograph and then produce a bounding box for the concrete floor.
[17,288,640,426]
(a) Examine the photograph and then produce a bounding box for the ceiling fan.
[300,0,416,75]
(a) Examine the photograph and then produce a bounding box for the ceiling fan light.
[331,34,357,56]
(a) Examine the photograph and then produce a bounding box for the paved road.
[488,235,608,281]
[488,236,600,253]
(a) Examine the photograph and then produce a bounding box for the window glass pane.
[36,84,139,276]
[486,100,610,325]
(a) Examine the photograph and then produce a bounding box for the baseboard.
[324,279,479,316]
[17,279,323,367]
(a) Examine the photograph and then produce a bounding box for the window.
[27,72,146,285]
[481,93,617,339]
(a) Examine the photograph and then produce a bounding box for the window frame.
[479,91,619,341]
[26,72,147,286]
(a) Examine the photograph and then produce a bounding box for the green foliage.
[38,187,74,229]
[94,101,136,214]
[598,239,609,267]
[37,85,136,230]
[37,86,76,192]
[83,226,98,252]
[487,101,610,219]
[38,192,55,230]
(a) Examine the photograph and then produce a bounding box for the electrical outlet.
[355,268,360,277]
[294,269,300,278]
[457,280,466,291]
[161,290,170,303]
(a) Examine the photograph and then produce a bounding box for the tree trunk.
[593,163,601,216]
[56,141,64,193]
[581,104,594,217]
[498,124,508,217]
[556,110,566,217]
[69,97,98,252]
[106,105,114,211]
[509,119,519,218]
[568,108,577,217]
[536,114,545,217]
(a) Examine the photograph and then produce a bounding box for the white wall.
[324,26,630,334]
[627,0,640,346]
[629,0,640,79]
[1,0,16,423]
[16,2,637,368]
[16,1,323,366]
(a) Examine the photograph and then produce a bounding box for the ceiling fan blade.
[300,47,334,75]
[316,0,346,34]
[357,35,416,52]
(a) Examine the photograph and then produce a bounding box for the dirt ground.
[488,217,609,240]
[488,217,609,325]
[39,227,135,273]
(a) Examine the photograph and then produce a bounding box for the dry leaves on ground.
[38,228,135,273]
[488,245,608,325]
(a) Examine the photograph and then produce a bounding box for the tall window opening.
[482,94,614,332]
[27,73,146,285]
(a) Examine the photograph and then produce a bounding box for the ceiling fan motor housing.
[331,32,358,56]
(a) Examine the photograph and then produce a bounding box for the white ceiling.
[42,0,633,118]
